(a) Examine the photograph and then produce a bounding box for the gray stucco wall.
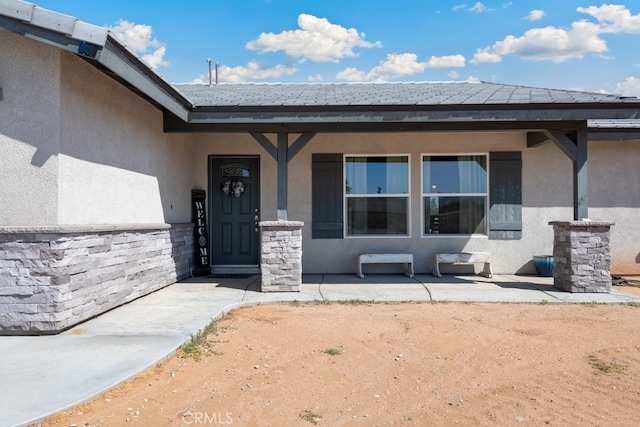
[0,31,196,227]
[0,32,198,334]
[192,131,639,275]
[0,31,60,225]
[57,51,195,225]
[589,141,640,273]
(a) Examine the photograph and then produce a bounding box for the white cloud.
[470,47,502,64]
[527,10,545,21]
[447,70,460,79]
[246,13,382,63]
[453,4,467,12]
[614,77,640,96]
[336,53,464,82]
[108,20,168,69]
[307,74,324,82]
[141,46,168,69]
[577,4,640,34]
[426,54,466,68]
[472,21,606,63]
[472,5,640,64]
[465,75,481,83]
[190,61,297,83]
[469,2,486,13]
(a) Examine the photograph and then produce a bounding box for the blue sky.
[34,1,640,95]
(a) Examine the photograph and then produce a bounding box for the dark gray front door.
[209,156,260,268]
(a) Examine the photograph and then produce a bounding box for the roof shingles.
[175,82,634,108]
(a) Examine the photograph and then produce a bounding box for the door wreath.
[221,180,246,198]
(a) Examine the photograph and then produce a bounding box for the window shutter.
[489,152,522,239]
[312,154,344,238]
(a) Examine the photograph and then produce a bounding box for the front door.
[209,156,260,271]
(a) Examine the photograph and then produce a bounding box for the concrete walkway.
[2,274,639,427]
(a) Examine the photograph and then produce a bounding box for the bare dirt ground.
[39,284,640,427]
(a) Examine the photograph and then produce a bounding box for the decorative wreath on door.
[221,180,246,198]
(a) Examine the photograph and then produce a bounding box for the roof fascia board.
[587,131,640,141]
[97,37,190,121]
[0,13,86,53]
[184,107,640,125]
[165,113,584,133]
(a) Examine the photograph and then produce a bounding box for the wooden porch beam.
[288,132,316,161]
[250,130,317,221]
[249,131,277,160]
[277,127,288,220]
[542,129,577,161]
[526,131,550,148]
[574,126,589,220]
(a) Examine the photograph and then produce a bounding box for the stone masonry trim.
[0,224,193,334]
[550,221,614,293]
[259,221,303,292]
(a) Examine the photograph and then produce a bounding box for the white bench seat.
[432,252,492,278]
[358,253,414,279]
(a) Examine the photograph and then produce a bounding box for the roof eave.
[0,7,191,121]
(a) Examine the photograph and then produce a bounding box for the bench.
[432,252,492,278]
[358,253,414,279]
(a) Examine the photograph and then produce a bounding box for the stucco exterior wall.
[0,32,195,227]
[57,52,194,225]
[193,131,590,275]
[0,31,60,225]
[287,132,578,275]
[589,141,640,274]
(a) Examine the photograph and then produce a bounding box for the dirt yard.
[39,285,640,427]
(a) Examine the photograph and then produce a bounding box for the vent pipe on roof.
[207,59,220,87]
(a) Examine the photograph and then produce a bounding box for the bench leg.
[480,262,493,278]
[404,262,414,279]
[432,255,442,278]
[358,262,364,279]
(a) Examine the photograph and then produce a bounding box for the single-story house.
[1,0,639,334]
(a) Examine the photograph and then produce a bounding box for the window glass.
[346,156,408,195]
[348,197,408,235]
[423,155,487,235]
[345,156,409,236]
[424,196,485,234]
[423,155,486,194]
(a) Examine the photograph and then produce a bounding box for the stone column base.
[550,221,614,293]
[259,221,303,292]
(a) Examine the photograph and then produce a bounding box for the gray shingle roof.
[175,82,636,108]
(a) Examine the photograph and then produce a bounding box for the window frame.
[344,154,411,238]
[421,152,489,238]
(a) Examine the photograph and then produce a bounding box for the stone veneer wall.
[0,224,193,334]
[260,221,303,292]
[550,221,614,293]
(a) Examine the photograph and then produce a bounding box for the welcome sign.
[191,190,211,276]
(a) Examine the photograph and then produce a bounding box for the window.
[423,155,487,235]
[345,155,409,236]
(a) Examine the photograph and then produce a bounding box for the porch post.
[277,127,288,221]
[574,125,588,220]
[550,221,614,293]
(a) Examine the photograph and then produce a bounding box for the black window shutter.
[312,154,344,238]
[489,152,522,239]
